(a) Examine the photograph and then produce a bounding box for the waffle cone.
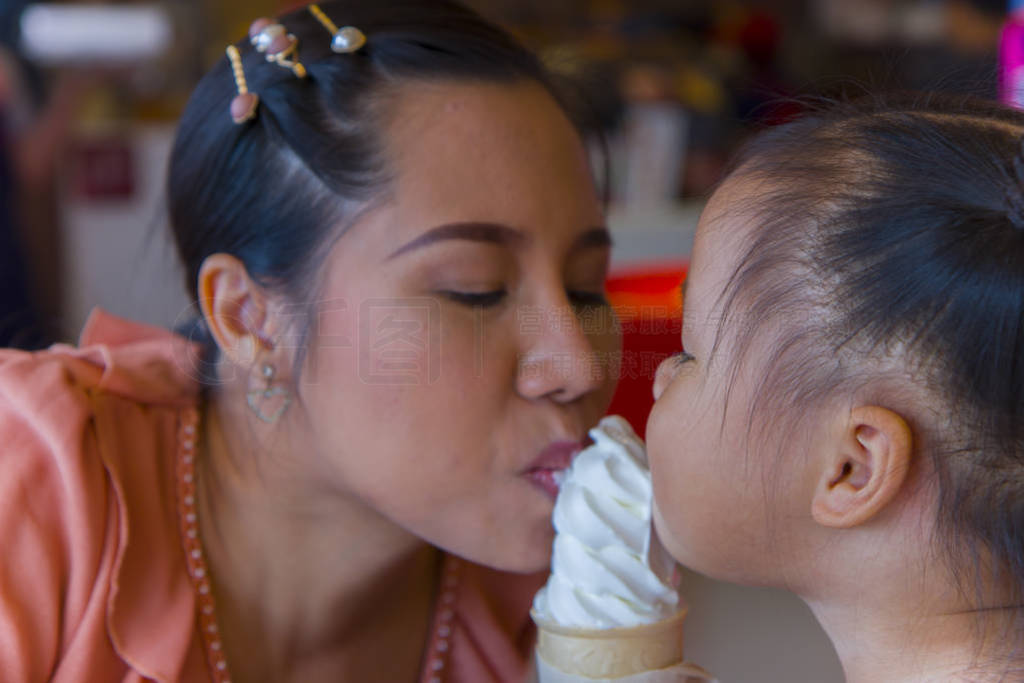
[531,608,687,679]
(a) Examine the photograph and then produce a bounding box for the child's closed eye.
[672,351,695,366]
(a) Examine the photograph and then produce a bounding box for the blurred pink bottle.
[1000,0,1024,107]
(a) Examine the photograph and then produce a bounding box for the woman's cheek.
[351,298,443,387]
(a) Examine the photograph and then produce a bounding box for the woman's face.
[645,178,811,584]
[295,80,620,572]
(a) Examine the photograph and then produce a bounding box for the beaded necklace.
[420,555,461,683]
[176,408,232,682]
[176,407,461,682]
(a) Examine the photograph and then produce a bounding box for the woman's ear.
[198,253,274,366]
[811,405,913,529]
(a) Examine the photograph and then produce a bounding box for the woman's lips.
[524,469,563,499]
[523,440,583,499]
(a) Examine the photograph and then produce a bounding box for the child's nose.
[652,355,681,401]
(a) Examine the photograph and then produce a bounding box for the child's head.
[648,94,1024,643]
[167,0,620,573]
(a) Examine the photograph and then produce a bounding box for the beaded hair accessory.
[308,3,367,53]
[226,10,365,124]
[249,18,308,78]
[226,45,259,125]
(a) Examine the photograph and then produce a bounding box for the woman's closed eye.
[440,289,507,308]
[567,289,609,308]
[439,288,608,310]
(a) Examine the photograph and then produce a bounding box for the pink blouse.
[0,309,544,682]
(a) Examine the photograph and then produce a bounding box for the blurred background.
[0,0,1012,680]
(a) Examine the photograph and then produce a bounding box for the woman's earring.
[247,363,292,423]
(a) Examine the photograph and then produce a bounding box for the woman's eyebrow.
[385,223,612,261]
[385,221,528,261]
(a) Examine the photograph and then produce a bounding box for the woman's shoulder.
[0,307,202,411]
[0,308,204,682]
[0,308,202,490]
[0,308,202,498]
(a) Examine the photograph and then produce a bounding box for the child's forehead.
[686,187,751,327]
[696,176,767,259]
[688,173,810,338]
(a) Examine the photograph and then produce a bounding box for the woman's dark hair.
[714,93,1024,638]
[168,0,593,378]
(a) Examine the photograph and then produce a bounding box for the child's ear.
[811,406,913,529]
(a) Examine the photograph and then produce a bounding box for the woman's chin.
[495,551,551,574]
[466,528,554,574]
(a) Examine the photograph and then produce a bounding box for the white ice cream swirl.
[532,415,680,629]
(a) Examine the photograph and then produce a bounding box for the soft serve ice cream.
[532,415,680,630]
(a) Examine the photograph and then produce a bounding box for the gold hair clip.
[308,3,366,53]
[226,45,259,124]
[248,17,307,78]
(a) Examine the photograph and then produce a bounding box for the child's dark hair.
[167,0,591,377]
[715,93,1024,644]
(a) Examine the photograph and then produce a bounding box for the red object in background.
[605,261,687,438]
[70,137,134,200]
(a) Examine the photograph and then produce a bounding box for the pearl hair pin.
[225,45,258,125]
[248,17,307,78]
[225,9,364,123]
[308,3,367,53]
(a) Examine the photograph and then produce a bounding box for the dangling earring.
[247,363,292,423]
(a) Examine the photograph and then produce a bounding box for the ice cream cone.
[532,608,687,679]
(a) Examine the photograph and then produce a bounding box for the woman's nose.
[652,354,681,401]
[516,302,611,403]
